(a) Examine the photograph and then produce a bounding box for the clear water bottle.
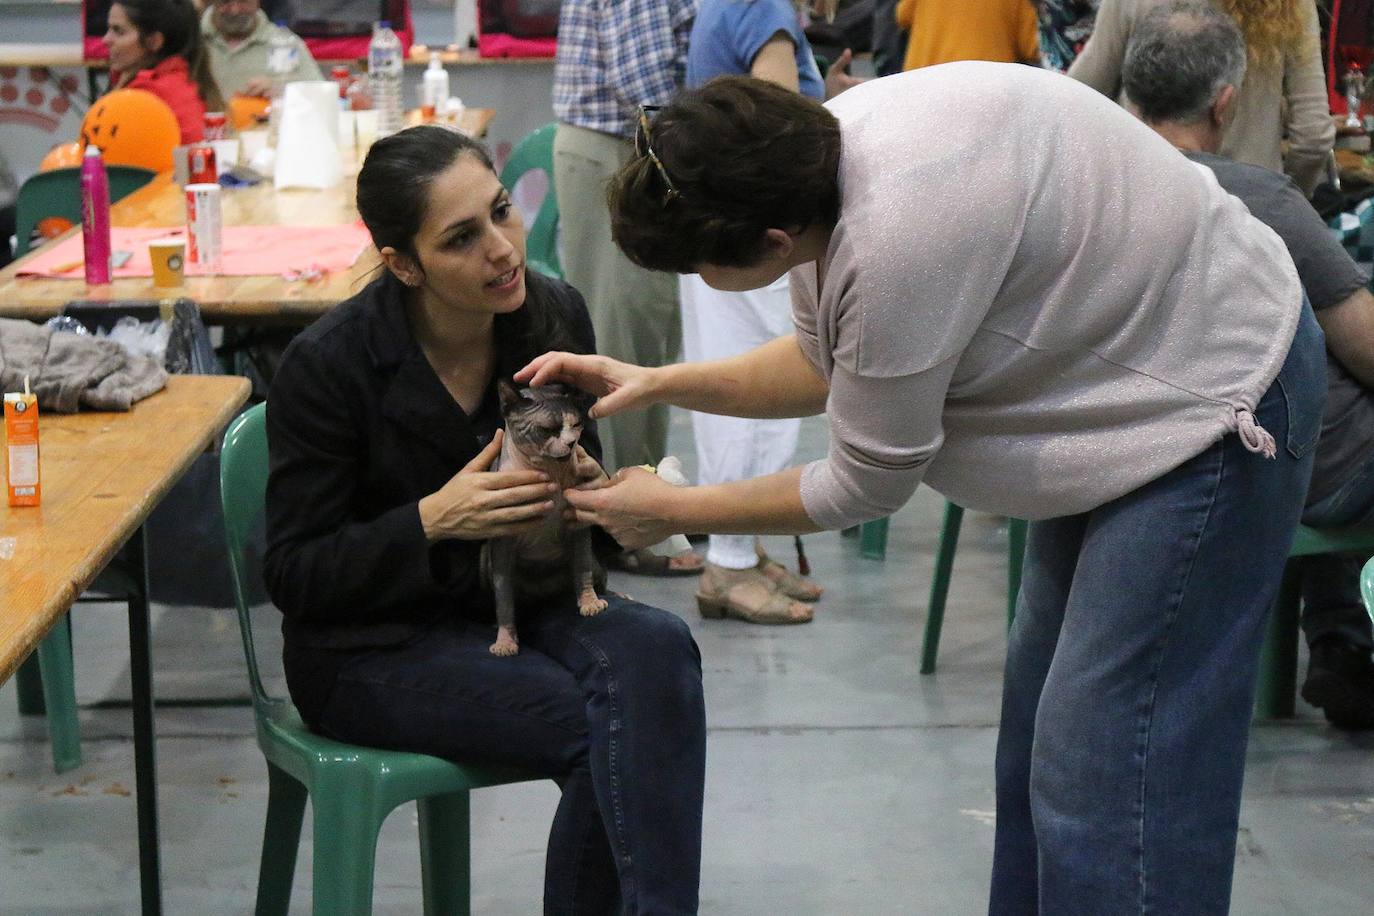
[267,21,299,145]
[369,20,404,136]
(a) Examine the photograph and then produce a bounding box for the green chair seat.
[221,404,540,914]
[1256,523,1374,719]
[498,123,561,280]
[14,164,157,258]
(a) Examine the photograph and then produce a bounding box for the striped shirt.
[553,0,697,139]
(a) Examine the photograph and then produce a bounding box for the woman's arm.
[750,32,802,92]
[517,333,829,421]
[1281,1,1336,196]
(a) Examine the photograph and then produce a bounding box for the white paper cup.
[238,129,268,163]
[211,139,240,169]
[354,109,379,150]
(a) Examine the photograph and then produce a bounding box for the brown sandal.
[695,564,813,625]
[756,550,824,602]
[605,547,705,577]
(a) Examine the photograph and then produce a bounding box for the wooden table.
[0,108,494,327]
[0,374,251,915]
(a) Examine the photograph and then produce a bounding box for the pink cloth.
[478,33,557,58]
[17,224,372,279]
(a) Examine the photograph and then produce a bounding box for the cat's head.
[498,380,594,462]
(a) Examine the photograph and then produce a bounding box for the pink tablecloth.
[16,224,372,279]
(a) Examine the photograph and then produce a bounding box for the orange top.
[895,0,1040,71]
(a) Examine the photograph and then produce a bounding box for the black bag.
[481,0,561,38]
[62,299,265,610]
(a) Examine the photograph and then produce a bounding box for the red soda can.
[188,143,217,184]
[203,111,227,141]
[331,65,351,99]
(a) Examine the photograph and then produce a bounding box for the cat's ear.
[497,379,525,412]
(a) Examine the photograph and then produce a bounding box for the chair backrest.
[14,165,157,258]
[499,122,562,279]
[220,403,274,708]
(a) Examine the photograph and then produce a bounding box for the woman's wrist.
[417,493,443,543]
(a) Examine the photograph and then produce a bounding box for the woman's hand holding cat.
[418,430,558,542]
[514,352,658,420]
[572,445,608,489]
[564,467,680,549]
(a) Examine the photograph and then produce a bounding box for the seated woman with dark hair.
[103,0,223,143]
[263,125,706,914]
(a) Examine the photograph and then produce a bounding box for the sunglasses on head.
[634,105,682,203]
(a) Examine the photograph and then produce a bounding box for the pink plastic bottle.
[80,145,111,285]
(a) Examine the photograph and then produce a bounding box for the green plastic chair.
[498,123,561,279]
[1358,556,1374,625]
[1255,523,1374,719]
[14,164,157,258]
[918,503,1027,674]
[220,404,540,914]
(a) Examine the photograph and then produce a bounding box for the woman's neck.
[405,284,500,414]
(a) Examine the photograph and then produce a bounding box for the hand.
[418,430,557,541]
[824,49,866,100]
[239,78,273,99]
[564,467,681,549]
[572,444,608,488]
[514,351,659,420]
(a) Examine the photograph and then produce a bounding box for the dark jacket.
[264,269,608,650]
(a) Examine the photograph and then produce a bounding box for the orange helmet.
[38,141,85,172]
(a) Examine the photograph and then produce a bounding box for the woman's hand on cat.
[572,445,608,489]
[514,352,658,420]
[418,430,559,542]
[563,467,679,549]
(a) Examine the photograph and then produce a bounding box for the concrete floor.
[2,411,1373,914]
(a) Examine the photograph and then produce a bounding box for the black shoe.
[1300,638,1374,730]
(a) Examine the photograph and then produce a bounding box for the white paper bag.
[274,81,343,190]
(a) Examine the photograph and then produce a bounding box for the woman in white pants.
[680,272,820,622]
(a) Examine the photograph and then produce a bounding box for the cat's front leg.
[489,536,520,655]
[572,529,607,616]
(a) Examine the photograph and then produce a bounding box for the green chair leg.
[1256,564,1303,719]
[256,762,308,916]
[1007,518,1028,630]
[311,785,383,915]
[859,517,890,560]
[14,654,46,715]
[920,503,965,674]
[418,792,472,916]
[36,614,82,773]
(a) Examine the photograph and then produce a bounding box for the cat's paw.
[489,635,520,656]
[579,596,608,617]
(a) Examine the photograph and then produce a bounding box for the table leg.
[126,527,163,916]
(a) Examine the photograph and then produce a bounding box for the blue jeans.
[292,595,706,915]
[990,304,1325,914]
[1298,455,1374,650]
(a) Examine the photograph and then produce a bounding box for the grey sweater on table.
[0,318,167,413]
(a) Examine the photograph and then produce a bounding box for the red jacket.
[118,56,206,144]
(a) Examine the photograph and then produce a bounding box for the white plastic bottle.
[369,20,405,136]
[266,22,298,145]
[421,52,450,122]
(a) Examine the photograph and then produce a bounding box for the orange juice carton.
[4,383,41,507]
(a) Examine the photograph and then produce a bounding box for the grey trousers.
[553,122,680,472]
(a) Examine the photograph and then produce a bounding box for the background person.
[550,0,705,576]
[1069,0,1334,196]
[679,0,859,624]
[264,126,706,914]
[893,0,1040,71]
[201,0,322,100]
[103,0,223,143]
[1124,0,1374,730]
[517,69,1324,912]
